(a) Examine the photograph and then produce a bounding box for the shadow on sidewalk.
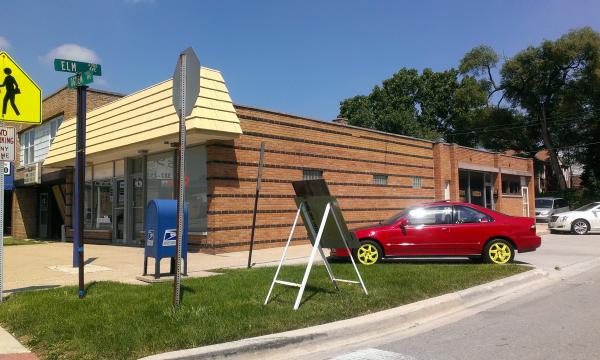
[6,285,61,294]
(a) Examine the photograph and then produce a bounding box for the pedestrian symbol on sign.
[0,68,20,117]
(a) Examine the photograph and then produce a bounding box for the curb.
[140,268,548,360]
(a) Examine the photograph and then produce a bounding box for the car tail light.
[530,224,536,232]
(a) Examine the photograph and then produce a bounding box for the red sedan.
[331,201,541,265]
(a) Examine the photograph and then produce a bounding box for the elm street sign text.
[54,59,102,76]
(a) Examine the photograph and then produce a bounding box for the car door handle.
[441,227,450,231]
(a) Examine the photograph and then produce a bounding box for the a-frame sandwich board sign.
[265,179,368,310]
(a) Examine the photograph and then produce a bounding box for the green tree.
[461,28,600,191]
[500,27,600,190]
[339,68,487,144]
[459,45,503,103]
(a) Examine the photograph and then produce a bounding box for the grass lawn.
[0,263,528,360]
[3,237,46,246]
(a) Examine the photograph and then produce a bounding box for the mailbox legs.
[144,256,187,279]
[170,258,176,275]
[155,258,160,279]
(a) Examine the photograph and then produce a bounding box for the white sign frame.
[265,201,368,310]
[0,126,15,162]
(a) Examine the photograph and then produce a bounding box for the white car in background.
[548,202,600,235]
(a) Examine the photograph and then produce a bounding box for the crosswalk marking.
[331,348,417,360]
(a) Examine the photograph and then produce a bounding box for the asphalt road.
[367,265,600,360]
[293,233,600,360]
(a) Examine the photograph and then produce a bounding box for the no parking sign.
[0,126,15,162]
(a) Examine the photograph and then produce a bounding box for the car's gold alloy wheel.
[357,244,379,265]
[488,242,511,264]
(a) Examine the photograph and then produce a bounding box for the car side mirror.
[398,218,408,228]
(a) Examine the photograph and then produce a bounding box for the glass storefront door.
[128,157,145,245]
[469,172,484,207]
[113,179,125,242]
[459,170,496,210]
[39,193,49,238]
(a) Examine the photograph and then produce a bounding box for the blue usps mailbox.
[143,199,188,279]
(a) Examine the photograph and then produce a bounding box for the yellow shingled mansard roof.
[44,67,242,167]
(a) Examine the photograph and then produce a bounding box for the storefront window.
[185,146,208,233]
[94,163,114,230]
[147,152,174,200]
[502,175,521,195]
[84,166,93,229]
[84,181,93,229]
[84,162,115,231]
[94,179,113,230]
[459,170,468,202]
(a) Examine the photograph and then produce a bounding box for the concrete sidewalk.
[3,242,313,294]
[0,326,38,359]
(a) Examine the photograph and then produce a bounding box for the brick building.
[10,67,535,253]
[10,87,123,239]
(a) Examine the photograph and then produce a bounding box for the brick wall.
[433,143,454,200]
[432,143,535,217]
[203,105,436,253]
[499,196,526,216]
[11,187,37,238]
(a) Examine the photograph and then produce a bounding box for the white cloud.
[0,36,11,50]
[41,44,100,64]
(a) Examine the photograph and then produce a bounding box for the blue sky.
[2,0,600,121]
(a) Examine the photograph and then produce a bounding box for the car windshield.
[575,203,600,211]
[535,199,553,208]
[381,209,408,225]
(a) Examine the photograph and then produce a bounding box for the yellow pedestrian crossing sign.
[0,52,42,124]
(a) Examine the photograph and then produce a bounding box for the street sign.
[171,47,200,307]
[67,71,94,89]
[54,58,101,299]
[23,163,41,184]
[0,126,15,162]
[172,47,200,118]
[54,59,102,76]
[3,163,13,191]
[0,52,42,124]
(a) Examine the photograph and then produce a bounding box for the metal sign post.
[0,123,3,302]
[54,58,102,298]
[0,153,3,303]
[0,124,16,302]
[172,47,200,307]
[73,86,87,298]
[247,142,265,268]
